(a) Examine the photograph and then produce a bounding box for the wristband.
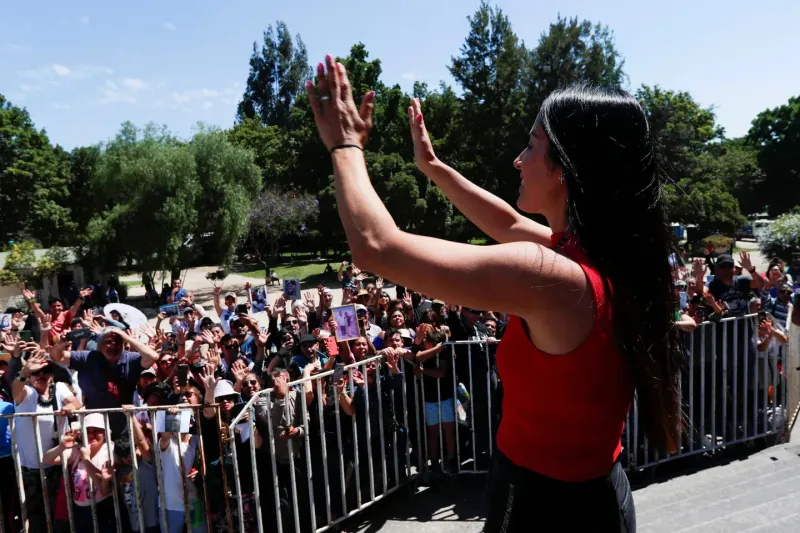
[330,144,363,154]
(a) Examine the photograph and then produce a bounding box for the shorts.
[425,398,455,426]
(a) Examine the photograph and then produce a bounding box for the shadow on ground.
[343,476,487,533]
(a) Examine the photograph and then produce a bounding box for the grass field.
[239,261,334,283]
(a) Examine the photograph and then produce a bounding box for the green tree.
[247,189,318,279]
[85,122,199,275]
[190,127,262,267]
[747,96,800,216]
[0,94,74,246]
[226,117,290,188]
[237,22,310,128]
[65,145,101,237]
[524,16,626,114]
[448,1,527,202]
[636,85,723,180]
[0,240,36,285]
[692,139,765,217]
[664,178,746,236]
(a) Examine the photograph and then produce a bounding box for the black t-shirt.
[708,276,752,317]
[422,354,454,403]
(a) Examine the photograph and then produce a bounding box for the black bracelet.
[330,144,363,154]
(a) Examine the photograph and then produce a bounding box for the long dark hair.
[540,84,681,453]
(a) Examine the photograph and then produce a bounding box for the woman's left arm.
[306,58,586,324]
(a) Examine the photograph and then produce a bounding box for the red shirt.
[47,310,72,343]
[495,233,633,481]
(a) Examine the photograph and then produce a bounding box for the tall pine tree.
[237,22,310,128]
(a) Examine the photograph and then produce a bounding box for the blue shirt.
[173,288,188,302]
[0,399,13,458]
[70,350,145,409]
[290,351,329,371]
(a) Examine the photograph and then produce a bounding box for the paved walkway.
[346,433,800,532]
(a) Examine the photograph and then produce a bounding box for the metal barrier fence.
[624,313,792,472]
[1,313,796,533]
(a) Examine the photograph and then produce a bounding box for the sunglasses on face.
[224,343,239,350]
[31,369,52,377]
[182,391,199,399]
[285,319,298,325]
[717,263,734,269]
[218,395,237,403]
[242,379,258,387]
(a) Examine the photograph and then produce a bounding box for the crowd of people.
[0,265,503,533]
[0,244,796,533]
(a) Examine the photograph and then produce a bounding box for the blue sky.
[2,0,798,150]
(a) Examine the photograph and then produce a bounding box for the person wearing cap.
[212,286,239,334]
[356,304,381,342]
[764,281,794,329]
[291,333,329,371]
[50,326,160,437]
[11,346,82,532]
[43,412,116,531]
[197,377,258,532]
[698,252,764,317]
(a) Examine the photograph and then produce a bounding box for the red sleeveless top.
[495,233,633,482]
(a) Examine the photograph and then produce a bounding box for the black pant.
[484,452,635,533]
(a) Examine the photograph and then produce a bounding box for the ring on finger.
[319,95,330,102]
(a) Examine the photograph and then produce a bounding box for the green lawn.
[239,261,333,283]
[121,280,141,288]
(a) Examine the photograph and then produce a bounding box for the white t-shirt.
[69,442,114,506]
[161,436,197,511]
[14,382,73,469]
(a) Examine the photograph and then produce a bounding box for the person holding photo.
[306,57,683,531]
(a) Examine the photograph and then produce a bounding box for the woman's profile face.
[513,122,566,215]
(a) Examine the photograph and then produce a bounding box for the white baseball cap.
[84,413,106,430]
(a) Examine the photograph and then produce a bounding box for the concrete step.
[634,443,800,506]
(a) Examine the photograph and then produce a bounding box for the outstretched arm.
[408,98,551,246]
[306,58,591,345]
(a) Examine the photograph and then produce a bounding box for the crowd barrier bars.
[787,307,800,433]
[629,313,791,472]
[2,318,795,533]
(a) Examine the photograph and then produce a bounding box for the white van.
[753,219,773,241]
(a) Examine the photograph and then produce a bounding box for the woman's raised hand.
[305,55,375,151]
[408,98,438,172]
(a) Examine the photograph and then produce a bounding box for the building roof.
[0,247,78,270]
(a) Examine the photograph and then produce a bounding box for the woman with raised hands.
[305,55,683,532]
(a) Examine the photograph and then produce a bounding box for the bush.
[758,214,800,261]
[701,235,734,250]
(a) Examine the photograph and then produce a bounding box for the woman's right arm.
[410,99,552,247]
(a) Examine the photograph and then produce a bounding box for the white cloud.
[172,88,219,105]
[77,16,90,25]
[18,63,113,82]
[402,72,417,81]
[164,22,176,31]
[122,78,146,90]
[203,101,213,109]
[99,79,138,104]
[19,83,41,93]
[52,64,71,77]
[52,103,71,110]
